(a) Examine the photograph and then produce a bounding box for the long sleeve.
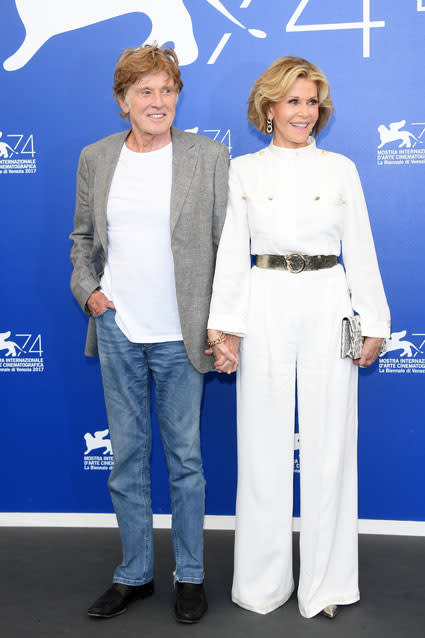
[70,149,100,313]
[341,161,390,337]
[207,162,251,336]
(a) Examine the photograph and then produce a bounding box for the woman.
[207,57,390,619]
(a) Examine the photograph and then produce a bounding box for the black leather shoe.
[174,582,208,623]
[87,581,154,618]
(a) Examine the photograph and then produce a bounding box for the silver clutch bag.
[341,315,363,359]
[340,315,386,359]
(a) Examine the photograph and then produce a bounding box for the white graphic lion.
[381,330,422,358]
[0,132,16,159]
[0,331,25,357]
[378,120,421,149]
[84,429,113,455]
[3,0,265,71]
[4,0,198,70]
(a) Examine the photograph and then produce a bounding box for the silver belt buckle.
[285,252,305,273]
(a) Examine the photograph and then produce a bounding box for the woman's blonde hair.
[113,43,183,118]
[248,56,333,136]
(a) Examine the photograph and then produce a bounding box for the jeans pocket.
[93,308,111,319]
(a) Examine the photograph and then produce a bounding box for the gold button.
[259,151,264,156]
[315,196,320,200]
[267,196,273,200]
[242,196,247,200]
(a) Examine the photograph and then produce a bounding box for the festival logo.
[0,330,44,372]
[376,120,425,166]
[294,433,300,473]
[379,330,425,374]
[4,2,418,71]
[0,130,37,175]
[185,125,232,158]
[83,429,114,472]
[3,0,265,71]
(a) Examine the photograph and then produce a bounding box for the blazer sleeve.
[69,148,100,314]
[341,160,391,337]
[208,161,251,337]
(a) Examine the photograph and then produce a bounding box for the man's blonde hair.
[113,44,183,118]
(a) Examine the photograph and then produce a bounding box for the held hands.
[87,290,116,317]
[353,336,384,368]
[205,330,240,374]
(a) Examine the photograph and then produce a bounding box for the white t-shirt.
[100,142,183,342]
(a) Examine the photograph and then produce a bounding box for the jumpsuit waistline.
[255,253,338,274]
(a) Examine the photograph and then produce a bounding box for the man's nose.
[151,90,164,107]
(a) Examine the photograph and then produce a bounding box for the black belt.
[255,253,338,274]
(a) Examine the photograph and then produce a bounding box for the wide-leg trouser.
[95,309,205,586]
[232,264,360,618]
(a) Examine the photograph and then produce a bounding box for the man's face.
[119,71,178,140]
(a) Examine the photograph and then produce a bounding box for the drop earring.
[266,118,273,135]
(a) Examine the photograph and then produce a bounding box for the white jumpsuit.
[208,140,390,618]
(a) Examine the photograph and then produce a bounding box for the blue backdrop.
[1,0,424,522]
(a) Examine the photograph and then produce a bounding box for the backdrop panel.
[1,0,424,522]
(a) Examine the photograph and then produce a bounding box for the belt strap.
[255,253,338,273]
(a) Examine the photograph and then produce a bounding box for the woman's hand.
[205,330,240,374]
[353,337,384,368]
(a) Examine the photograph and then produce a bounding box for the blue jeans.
[95,309,205,586]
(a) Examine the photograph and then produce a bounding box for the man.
[70,44,230,623]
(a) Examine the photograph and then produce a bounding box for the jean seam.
[173,519,181,581]
[176,577,204,584]
[141,363,151,584]
[113,577,153,586]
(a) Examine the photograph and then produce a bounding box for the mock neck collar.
[268,136,316,157]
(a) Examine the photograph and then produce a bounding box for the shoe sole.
[88,588,154,619]
[174,614,202,624]
[174,606,207,624]
[88,607,128,619]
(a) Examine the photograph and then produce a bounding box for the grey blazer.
[70,126,229,373]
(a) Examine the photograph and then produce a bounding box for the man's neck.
[125,128,172,153]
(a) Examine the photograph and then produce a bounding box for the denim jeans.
[95,309,205,586]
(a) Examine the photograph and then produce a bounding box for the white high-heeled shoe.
[321,604,339,619]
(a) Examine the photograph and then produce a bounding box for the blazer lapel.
[94,129,129,252]
[170,126,199,235]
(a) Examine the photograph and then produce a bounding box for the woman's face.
[267,77,319,148]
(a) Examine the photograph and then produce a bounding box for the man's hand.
[205,330,240,374]
[353,337,384,368]
[87,290,115,317]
